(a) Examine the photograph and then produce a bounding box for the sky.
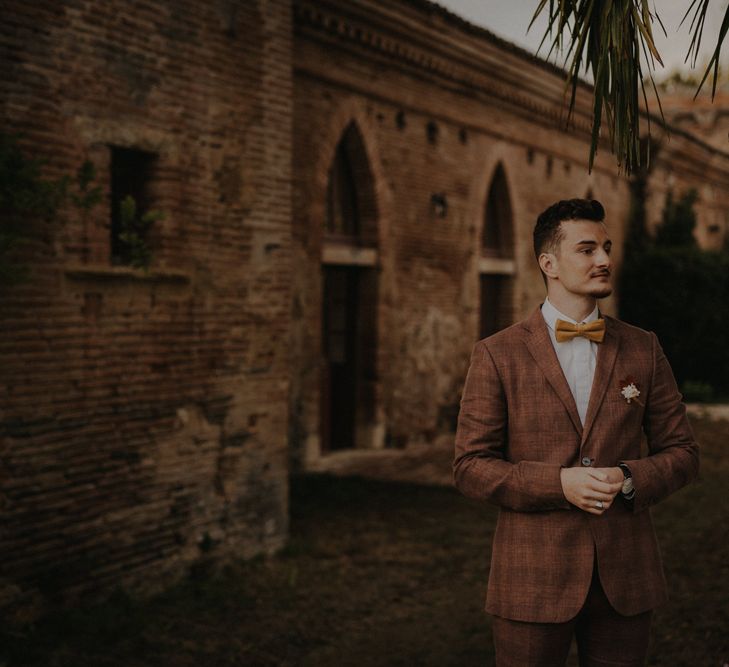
[434,0,729,80]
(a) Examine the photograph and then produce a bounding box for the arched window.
[324,123,376,244]
[482,164,513,258]
[479,163,515,339]
[326,133,359,237]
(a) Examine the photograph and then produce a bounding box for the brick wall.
[0,0,292,619]
[290,0,729,464]
[2,0,727,619]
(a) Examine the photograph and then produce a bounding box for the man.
[453,199,699,666]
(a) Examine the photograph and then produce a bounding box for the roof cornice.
[294,0,729,169]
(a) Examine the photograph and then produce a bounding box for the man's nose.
[595,248,610,265]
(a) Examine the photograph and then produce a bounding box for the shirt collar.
[541,297,600,332]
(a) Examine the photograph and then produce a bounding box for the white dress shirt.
[541,297,600,426]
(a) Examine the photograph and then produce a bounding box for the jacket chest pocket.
[601,392,645,427]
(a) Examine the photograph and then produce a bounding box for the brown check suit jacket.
[453,306,699,623]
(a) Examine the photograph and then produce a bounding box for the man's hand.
[600,466,624,485]
[560,467,623,515]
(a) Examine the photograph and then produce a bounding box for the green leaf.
[120,195,137,229]
[76,160,96,190]
[533,0,669,174]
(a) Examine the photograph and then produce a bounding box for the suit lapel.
[523,307,583,436]
[580,317,620,446]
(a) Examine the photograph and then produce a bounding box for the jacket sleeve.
[622,332,699,513]
[453,341,571,512]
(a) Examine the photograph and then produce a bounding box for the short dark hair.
[533,198,605,260]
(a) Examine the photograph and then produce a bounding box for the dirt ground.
[2,415,727,667]
[306,434,455,487]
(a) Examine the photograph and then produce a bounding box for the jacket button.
[581,457,592,466]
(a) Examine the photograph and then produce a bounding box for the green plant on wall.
[117,195,163,271]
[1,132,164,280]
[1,133,66,283]
[0,133,104,284]
[72,159,104,220]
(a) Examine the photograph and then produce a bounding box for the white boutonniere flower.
[620,377,644,406]
[621,383,640,402]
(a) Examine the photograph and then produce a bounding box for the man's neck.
[545,293,598,323]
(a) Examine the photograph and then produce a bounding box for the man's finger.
[587,492,614,504]
[587,479,622,495]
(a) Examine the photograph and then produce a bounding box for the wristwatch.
[618,463,635,499]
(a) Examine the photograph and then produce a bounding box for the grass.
[1,416,727,666]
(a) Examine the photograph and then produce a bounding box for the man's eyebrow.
[574,239,612,246]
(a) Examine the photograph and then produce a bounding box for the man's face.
[546,219,613,298]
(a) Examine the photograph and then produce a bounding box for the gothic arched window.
[482,163,513,258]
[326,128,360,238]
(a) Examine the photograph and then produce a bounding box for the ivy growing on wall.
[0,133,69,283]
[1,133,162,281]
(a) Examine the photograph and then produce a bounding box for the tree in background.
[619,187,729,401]
[533,0,729,173]
[654,189,699,248]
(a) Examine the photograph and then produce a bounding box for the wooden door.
[321,266,359,451]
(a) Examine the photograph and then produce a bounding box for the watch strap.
[618,463,635,498]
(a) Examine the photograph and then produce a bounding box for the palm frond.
[682,0,729,100]
[533,0,665,174]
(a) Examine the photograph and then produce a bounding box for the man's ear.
[538,252,558,280]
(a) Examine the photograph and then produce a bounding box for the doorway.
[322,266,358,451]
[321,264,376,452]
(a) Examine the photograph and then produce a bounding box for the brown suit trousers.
[453,306,699,623]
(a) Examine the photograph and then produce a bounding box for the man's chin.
[590,286,613,299]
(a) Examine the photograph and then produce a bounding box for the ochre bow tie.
[555,318,606,343]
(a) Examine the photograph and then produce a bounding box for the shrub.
[619,189,729,400]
